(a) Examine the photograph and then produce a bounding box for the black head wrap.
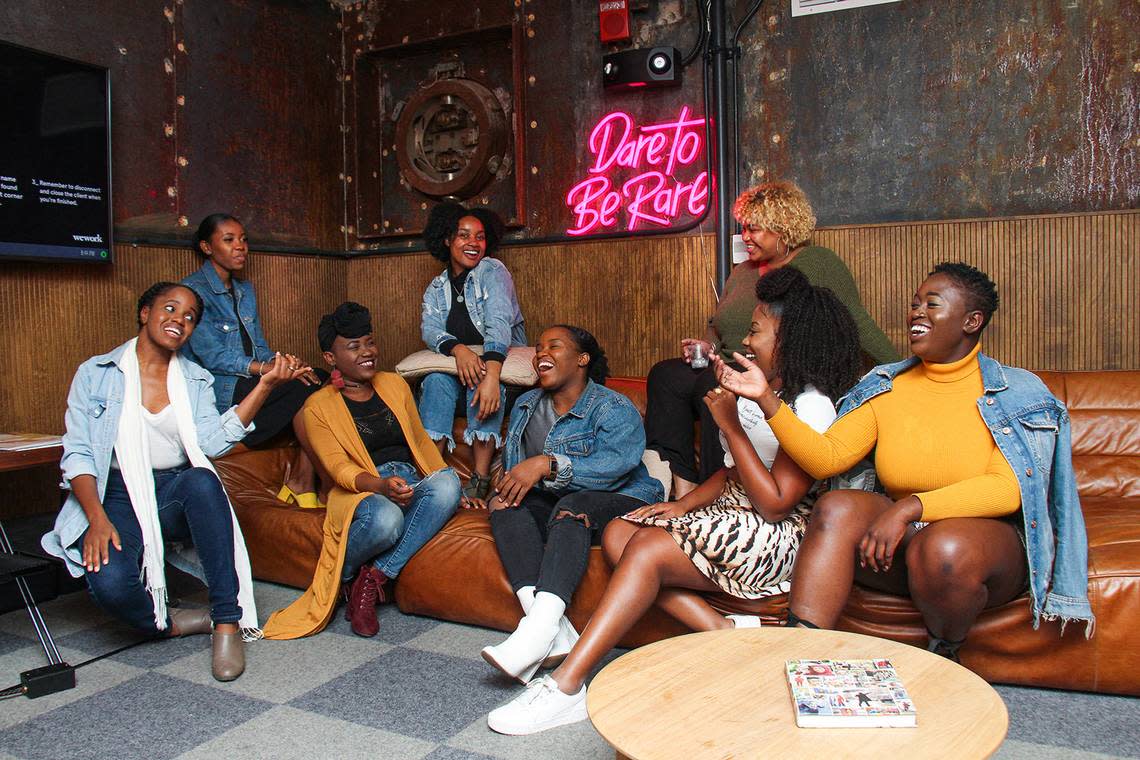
[318,302,372,352]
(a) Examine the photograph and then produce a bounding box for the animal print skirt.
[622,478,815,599]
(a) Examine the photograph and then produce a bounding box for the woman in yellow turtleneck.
[714,262,1028,660]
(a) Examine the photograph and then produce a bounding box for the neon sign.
[565,106,710,236]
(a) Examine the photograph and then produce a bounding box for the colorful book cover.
[786,659,917,728]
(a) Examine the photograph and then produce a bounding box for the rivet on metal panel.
[481,197,489,204]
[339,225,347,232]
[338,173,346,180]
[771,134,781,143]
[528,75,535,85]
[373,171,379,178]
[382,149,389,157]
[373,223,379,230]
[530,120,537,128]
[348,226,355,234]
[767,15,778,27]
[527,13,535,21]
[164,123,175,137]
[346,176,353,183]
[421,203,428,210]
[177,95,185,106]
[178,216,189,227]
[176,42,187,53]
[167,186,177,197]
[164,58,174,74]
[118,46,128,56]
[402,36,409,43]
[395,227,403,233]
[176,156,188,167]
[383,220,390,227]
[756,167,765,177]
[531,166,539,175]
[527,29,535,38]
[164,7,174,23]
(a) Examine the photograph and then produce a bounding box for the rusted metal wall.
[1,0,345,249]
[732,0,1138,225]
[343,0,1137,242]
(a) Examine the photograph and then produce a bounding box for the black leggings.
[644,357,725,483]
[489,490,644,606]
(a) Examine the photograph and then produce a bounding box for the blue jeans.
[417,372,506,451]
[80,467,241,634]
[341,461,461,582]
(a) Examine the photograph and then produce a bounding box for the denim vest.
[505,380,664,505]
[421,257,527,356]
[41,341,252,577]
[181,261,273,412]
[836,352,1094,630]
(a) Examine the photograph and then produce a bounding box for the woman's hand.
[712,353,771,403]
[703,386,741,430]
[460,495,488,510]
[82,514,121,572]
[680,338,713,365]
[258,352,311,389]
[494,456,549,507]
[471,373,501,421]
[452,345,486,389]
[859,496,923,572]
[379,476,414,507]
[625,501,688,521]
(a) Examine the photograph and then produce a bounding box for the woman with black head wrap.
[261,303,461,639]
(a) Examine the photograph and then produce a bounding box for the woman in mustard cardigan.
[263,303,461,639]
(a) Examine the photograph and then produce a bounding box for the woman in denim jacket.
[715,262,1094,660]
[182,214,327,507]
[418,203,526,505]
[42,282,307,681]
[481,325,662,688]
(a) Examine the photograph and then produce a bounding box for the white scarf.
[114,338,259,633]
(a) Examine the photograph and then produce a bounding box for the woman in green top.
[645,180,898,498]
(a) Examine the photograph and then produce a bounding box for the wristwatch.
[548,456,558,479]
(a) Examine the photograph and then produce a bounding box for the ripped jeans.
[489,489,644,605]
[417,372,506,451]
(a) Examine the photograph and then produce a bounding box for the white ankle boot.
[514,587,580,669]
[483,591,564,683]
[727,614,762,628]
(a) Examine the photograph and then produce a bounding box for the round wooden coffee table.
[587,627,1007,760]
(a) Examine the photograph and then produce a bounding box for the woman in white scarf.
[44,282,308,681]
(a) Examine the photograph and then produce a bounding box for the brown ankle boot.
[211,630,245,681]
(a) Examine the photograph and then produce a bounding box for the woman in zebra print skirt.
[487,267,864,735]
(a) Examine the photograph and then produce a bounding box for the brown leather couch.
[214,372,1140,696]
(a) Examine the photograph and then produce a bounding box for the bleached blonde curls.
[732,180,816,250]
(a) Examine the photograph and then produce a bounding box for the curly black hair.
[552,324,609,385]
[754,268,861,403]
[930,261,999,330]
[422,202,504,263]
[137,282,203,327]
[193,213,241,258]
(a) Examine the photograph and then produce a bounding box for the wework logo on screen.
[565,106,710,236]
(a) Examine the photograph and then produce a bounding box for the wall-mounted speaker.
[602,47,681,91]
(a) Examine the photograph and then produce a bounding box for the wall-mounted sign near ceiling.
[565,106,709,236]
[394,77,508,199]
[791,0,900,16]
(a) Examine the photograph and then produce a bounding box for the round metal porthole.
[394,78,508,199]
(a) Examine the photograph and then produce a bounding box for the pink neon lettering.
[568,106,709,235]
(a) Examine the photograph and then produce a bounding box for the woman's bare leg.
[472,438,495,479]
[787,490,896,628]
[550,526,720,694]
[905,518,1027,643]
[291,410,329,498]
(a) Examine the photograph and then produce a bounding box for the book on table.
[0,433,63,452]
[786,659,916,728]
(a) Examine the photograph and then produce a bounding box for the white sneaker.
[727,614,762,628]
[487,675,588,735]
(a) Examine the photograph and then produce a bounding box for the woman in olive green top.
[645,180,898,498]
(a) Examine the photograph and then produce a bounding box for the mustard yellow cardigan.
[262,372,447,639]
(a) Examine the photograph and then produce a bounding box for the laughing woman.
[481,325,663,685]
[419,202,526,505]
[42,282,308,681]
[717,262,1094,659]
[485,270,861,735]
[263,302,461,640]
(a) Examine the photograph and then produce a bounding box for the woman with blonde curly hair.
[645,180,897,498]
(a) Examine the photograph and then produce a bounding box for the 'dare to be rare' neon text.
[565,106,711,236]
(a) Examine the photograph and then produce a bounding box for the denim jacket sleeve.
[183,283,258,377]
[185,366,254,457]
[1040,406,1094,626]
[478,259,522,357]
[421,275,457,354]
[59,361,100,489]
[550,396,646,492]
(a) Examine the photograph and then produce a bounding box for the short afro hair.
[929,262,999,330]
[137,282,203,327]
[422,202,505,263]
[732,181,816,250]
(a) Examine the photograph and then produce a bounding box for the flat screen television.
[0,41,112,263]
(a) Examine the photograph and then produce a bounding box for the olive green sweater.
[706,246,900,365]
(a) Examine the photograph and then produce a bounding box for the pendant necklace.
[451,279,465,304]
